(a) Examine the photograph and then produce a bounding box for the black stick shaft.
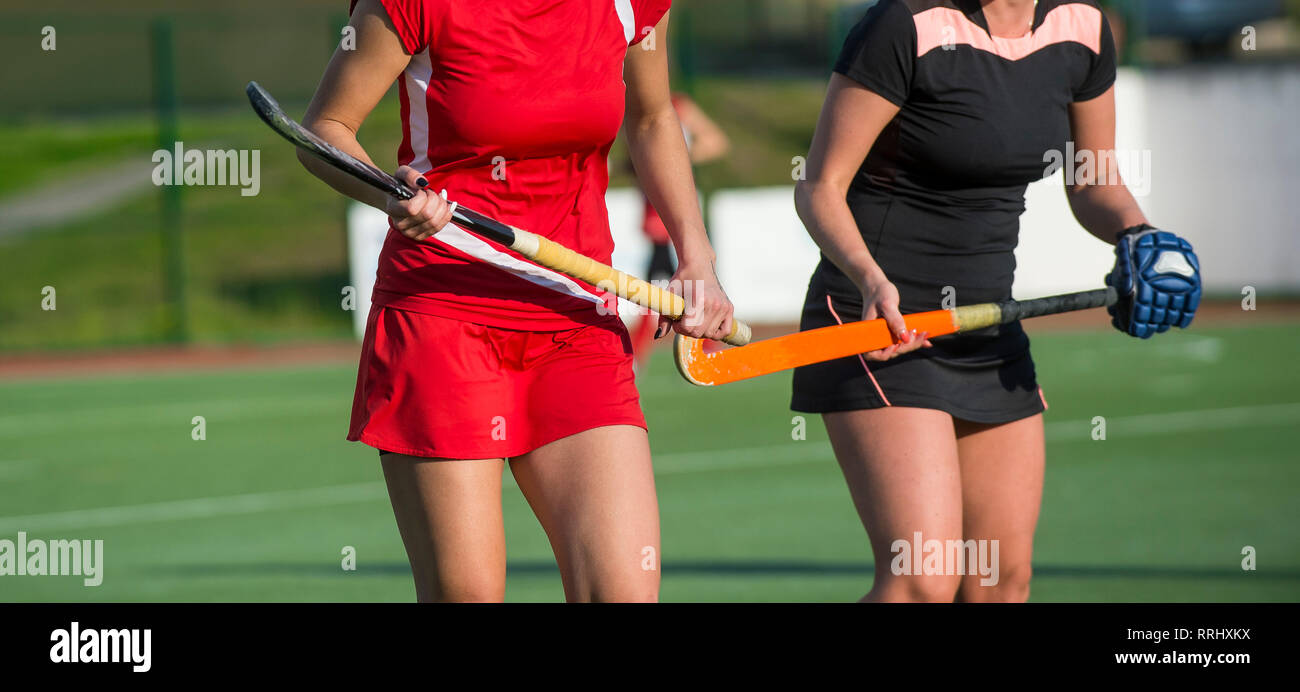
[996,287,1117,323]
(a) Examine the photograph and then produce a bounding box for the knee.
[870,574,963,603]
[959,564,1032,603]
[416,572,505,603]
[589,587,659,603]
[573,575,660,603]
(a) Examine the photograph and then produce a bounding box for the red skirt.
[348,306,646,459]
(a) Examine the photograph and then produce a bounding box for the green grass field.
[1,323,1297,602]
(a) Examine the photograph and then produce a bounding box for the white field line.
[0,402,1296,533]
[1042,401,1300,439]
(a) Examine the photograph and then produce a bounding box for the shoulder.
[349,0,450,54]
[624,0,672,46]
[844,0,919,40]
[1038,0,1110,56]
[630,0,673,20]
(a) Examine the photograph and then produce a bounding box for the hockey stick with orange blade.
[674,287,1118,386]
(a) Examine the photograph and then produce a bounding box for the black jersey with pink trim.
[810,0,1116,358]
[806,0,1112,366]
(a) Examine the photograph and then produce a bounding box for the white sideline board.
[346,203,389,338]
[349,66,1300,334]
[708,186,822,323]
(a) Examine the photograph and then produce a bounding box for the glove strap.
[1117,223,1157,242]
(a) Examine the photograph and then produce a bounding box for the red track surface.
[0,301,1293,381]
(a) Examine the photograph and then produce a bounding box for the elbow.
[794,178,817,206]
[625,105,676,143]
[295,148,314,172]
[794,178,836,222]
[793,181,811,223]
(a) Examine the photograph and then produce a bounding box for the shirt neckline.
[964,0,1046,40]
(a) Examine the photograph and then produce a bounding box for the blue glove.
[1105,225,1201,339]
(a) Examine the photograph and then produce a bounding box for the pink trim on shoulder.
[913,3,1102,61]
[826,296,892,406]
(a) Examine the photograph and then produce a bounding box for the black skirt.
[790,261,1046,425]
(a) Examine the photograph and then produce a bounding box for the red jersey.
[353,0,672,330]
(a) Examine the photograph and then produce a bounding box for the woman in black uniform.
[793,0,1201,602]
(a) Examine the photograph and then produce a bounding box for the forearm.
[795,180,883,289]
[624,107,714,268]
[297,118,393,213]
[1067,182,1149,245]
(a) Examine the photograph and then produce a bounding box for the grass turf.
[0,324,1297,602]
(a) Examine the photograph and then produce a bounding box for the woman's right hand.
[387,166,456,241]
[858,271,932,362]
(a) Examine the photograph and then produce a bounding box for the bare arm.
[1065,86,1149,244]
[298,0,451,239]
[795,74,897,290]
[794,74,927,359]
[623,12,734,340]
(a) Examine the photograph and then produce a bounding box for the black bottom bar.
[0,602,1288,678]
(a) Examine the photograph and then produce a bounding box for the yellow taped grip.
[511,229,751,346]
[951,303,1003,332]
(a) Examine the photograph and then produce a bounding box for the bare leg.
[380,455,507,603]
[509,425,660,602]
[954,414,1045,603]
[824,407,964,602]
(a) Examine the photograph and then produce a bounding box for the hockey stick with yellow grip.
[247,81,752,347]
[675,287,1118,386]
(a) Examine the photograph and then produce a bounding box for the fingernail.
[417,178,429,188]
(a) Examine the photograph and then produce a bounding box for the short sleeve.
[1073,12,1117,102]
[350,0,431,55]
[833,0,916,106]
[628,0,672,47]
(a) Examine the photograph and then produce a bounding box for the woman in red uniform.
[298,0,734,602]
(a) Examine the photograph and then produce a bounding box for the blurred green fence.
[0,6,348,118]
[0,1,849,118]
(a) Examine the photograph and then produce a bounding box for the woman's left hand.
[657,261,736,342]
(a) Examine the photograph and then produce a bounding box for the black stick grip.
[997,287,1118,323]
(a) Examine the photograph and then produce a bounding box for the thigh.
[509,425,660,603]
[953,414,1045,601]
[823,407,963,601]
[380,454,506,603]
